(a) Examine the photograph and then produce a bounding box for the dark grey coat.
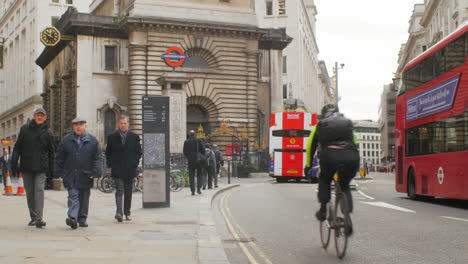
[105,130,142,179]
[54,132,103,189]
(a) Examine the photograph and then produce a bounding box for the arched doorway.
[187,104,210,136]
[104,109,116,144]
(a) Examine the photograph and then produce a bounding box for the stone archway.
[186,96,219,137]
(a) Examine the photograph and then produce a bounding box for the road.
[212,173,468,264]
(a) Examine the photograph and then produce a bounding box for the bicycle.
[133,166,143,192]
[99,173,116,193]
[319,164,352,259]
[169,169,187,192]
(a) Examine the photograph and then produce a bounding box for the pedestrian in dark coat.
[202,143,216,190]
[54,117,102,229]
[105,115,142,222]
[11,108,55,228]
[183,130,205,195]
[212,144,224,188]
[1,149,12,189]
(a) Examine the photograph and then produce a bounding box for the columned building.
[36,2,290,156]
[255,0,329,113]
[396,0,468,76]
[0,0,89,145]
[354,120,382,171]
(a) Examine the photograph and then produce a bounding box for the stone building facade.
[397,0,468,75]
[378,84,397,167]
[255,0,329,113]
[36,1,290,156]
[354,120,382,171]
[0,0,89,146]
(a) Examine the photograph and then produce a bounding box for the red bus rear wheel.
[407,169,417,200]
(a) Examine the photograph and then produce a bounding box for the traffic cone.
[15,172,26,196]
[3,171,14,196]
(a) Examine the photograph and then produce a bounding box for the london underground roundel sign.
[161,47,187,67]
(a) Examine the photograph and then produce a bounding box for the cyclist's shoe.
[315,209,326,222]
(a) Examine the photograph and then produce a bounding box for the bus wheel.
[407,169,417,200]
[295,178,301,183]
[276,177,287,183]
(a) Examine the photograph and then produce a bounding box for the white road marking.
[441,216,468,223]
[360,201,416,213]
[357,190,375,200]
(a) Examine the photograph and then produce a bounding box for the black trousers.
[206,166,215,188]
[318,148,359,212]
[188,164,203,193]
[115,178,133,216]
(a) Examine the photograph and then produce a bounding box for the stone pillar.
[156,72,192,154]
[270,49,283,112]
[128,45,147,137]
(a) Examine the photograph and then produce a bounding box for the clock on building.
[40,27,61,47]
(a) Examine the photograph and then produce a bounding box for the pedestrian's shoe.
[66,217,78,229]
[125,216,132,221]
[214,185,218,188]
[315,209,326,222]
[78,222,88,227]
[35,219,46,228]
[115,213,123,223]
[197,190,202,195]
[208,186,213,189]
[28,219,36,226]
[191,192,195,196]
[202,185,206,190]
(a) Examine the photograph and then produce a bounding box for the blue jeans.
[67,188,90,223]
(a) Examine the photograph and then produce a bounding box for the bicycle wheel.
[177,175,186,190]
[101,175,115,193]
[334,193,349,259]
[135,176,143,192]
[319,211,331,249]
[169,174,180,192]
[96,178,103,192]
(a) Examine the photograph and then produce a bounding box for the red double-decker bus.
[395,22,468,200]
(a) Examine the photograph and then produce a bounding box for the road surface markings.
[357,190,375,200]
[219,190,273,264]
[360,201,416,213]
[441,216,468,222]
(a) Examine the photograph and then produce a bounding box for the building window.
[278,0,286,15]
[283,84,287,99]
[266,1,273,16]
[52,0,59,3]
[51,16,59,26]
[283,56,287,73]
[66,0,73,4]
[104,46,117,71]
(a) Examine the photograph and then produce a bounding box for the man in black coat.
[183,130,205,195]
[11,108,55,228]
[54,117,103,229]
[105,116,142,222]
[1,149,12,189]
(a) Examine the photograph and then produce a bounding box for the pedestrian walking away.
[105,115,142,223]
[1,149,12,189]
[54,117,103,229]
[203,143,216,189]
[212,144,224,188]
[183,130,205,195]
[10,108,55,228]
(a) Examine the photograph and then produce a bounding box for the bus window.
[272,129,311,137]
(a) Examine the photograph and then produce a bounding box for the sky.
[315,0,423,121]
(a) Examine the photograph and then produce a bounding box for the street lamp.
[334,62,345,105]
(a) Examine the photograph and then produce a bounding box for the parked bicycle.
[319,164,352,259]
[169,169,188,192]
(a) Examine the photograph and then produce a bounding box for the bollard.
[228,160,231,184]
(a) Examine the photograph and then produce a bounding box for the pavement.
[0,176,243,264]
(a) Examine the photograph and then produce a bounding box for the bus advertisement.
[395,22,468,200]
[269,111,317,183]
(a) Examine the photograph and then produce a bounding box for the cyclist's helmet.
[321,104,339,119]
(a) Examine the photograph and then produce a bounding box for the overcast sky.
[315,0,423,121]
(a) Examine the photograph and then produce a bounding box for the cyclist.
[304,104,359,233]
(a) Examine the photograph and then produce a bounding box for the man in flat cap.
[54,117,102,229]
[11,108,55,228]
